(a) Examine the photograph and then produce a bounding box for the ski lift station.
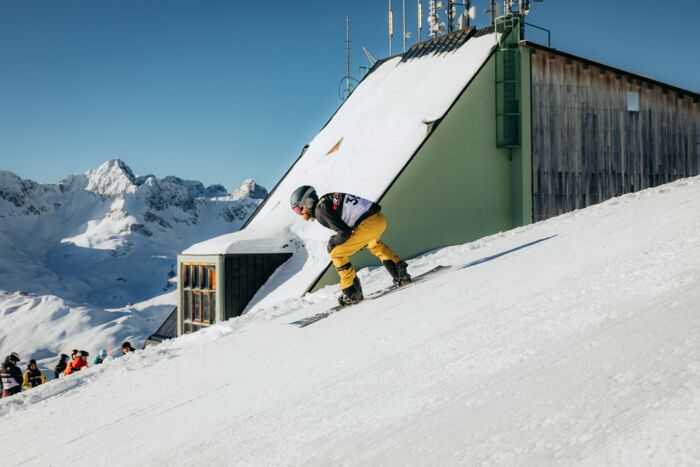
[171,3,700,337]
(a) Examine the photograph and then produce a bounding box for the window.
[627,91,640,112]
[194,293,201,320]
[203,295,210,322]
[202,267,209,289]
[184,290,192,320]
[181,262,216,334]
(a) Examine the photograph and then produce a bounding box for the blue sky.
[0,1,697,190]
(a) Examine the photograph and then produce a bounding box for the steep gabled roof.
[183,28,500,311]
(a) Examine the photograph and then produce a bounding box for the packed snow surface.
[2,176,699,466]
[185,32,499,307]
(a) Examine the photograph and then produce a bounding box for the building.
[175,16,700,336]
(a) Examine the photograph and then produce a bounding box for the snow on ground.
[1,176,700,466]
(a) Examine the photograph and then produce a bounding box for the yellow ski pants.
[330,212,401,289]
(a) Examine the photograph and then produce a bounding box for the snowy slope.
[0,160,265,370]
[1,176,699,466]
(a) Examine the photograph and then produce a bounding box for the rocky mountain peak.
[0,170,39,207]
[86,159,137,196]
[232,179,268,200]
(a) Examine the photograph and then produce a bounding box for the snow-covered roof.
[183,30,499,309]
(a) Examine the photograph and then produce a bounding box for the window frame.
[181,262,217,334]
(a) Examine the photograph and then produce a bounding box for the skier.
[93,349,109,365]
[290,186,411,305]
[1,353,23,398]
[23,359,46,390]
[54,354,70,379]
[120,342,135,355]
[64,351,89,375]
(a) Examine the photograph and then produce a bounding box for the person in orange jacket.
[64,350,89,375]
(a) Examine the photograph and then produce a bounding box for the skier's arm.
[13,367,22,385]
[315,203,352,249]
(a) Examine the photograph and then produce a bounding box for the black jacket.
[313,193,381,249]
[1,359,22,394]
[54,361,68,379]
[25,368,44,388]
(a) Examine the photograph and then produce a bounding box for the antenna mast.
[388,0,394,55]
[362,46,377,65]
[346,16,351,99]
[447,0,454,33]
[417,0,423,42]
[402,0,407,52]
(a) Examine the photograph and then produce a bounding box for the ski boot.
[338,276,364,306]
[383,260,412,287]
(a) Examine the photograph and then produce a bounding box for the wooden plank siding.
[530,48,700,221]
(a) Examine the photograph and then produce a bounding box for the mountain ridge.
[0,159,266,359]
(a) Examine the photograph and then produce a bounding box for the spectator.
[93,349,108,365]
[1,353,23,398]
[54,354,70,379]
[121,342,135,355]
[23,359,46,390]
[64,351,89,376]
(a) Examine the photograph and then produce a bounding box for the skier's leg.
[330,238,368,301]
[355,212,401,263]
[359,212,411,285]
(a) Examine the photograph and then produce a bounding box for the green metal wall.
[311,49,532,291]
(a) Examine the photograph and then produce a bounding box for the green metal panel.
[311,51,533,292]
[512,46,533,226]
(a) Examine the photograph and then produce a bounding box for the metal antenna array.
[428,0,439,38]
[502,0,537,20]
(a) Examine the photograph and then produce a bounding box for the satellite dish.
[468,5,476,19]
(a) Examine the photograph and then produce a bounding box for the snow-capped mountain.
[0,159,266,362]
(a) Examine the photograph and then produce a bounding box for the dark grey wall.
[530,48,700,221]
[223,253,292,319]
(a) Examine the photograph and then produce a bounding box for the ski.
[290,265,450,328]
